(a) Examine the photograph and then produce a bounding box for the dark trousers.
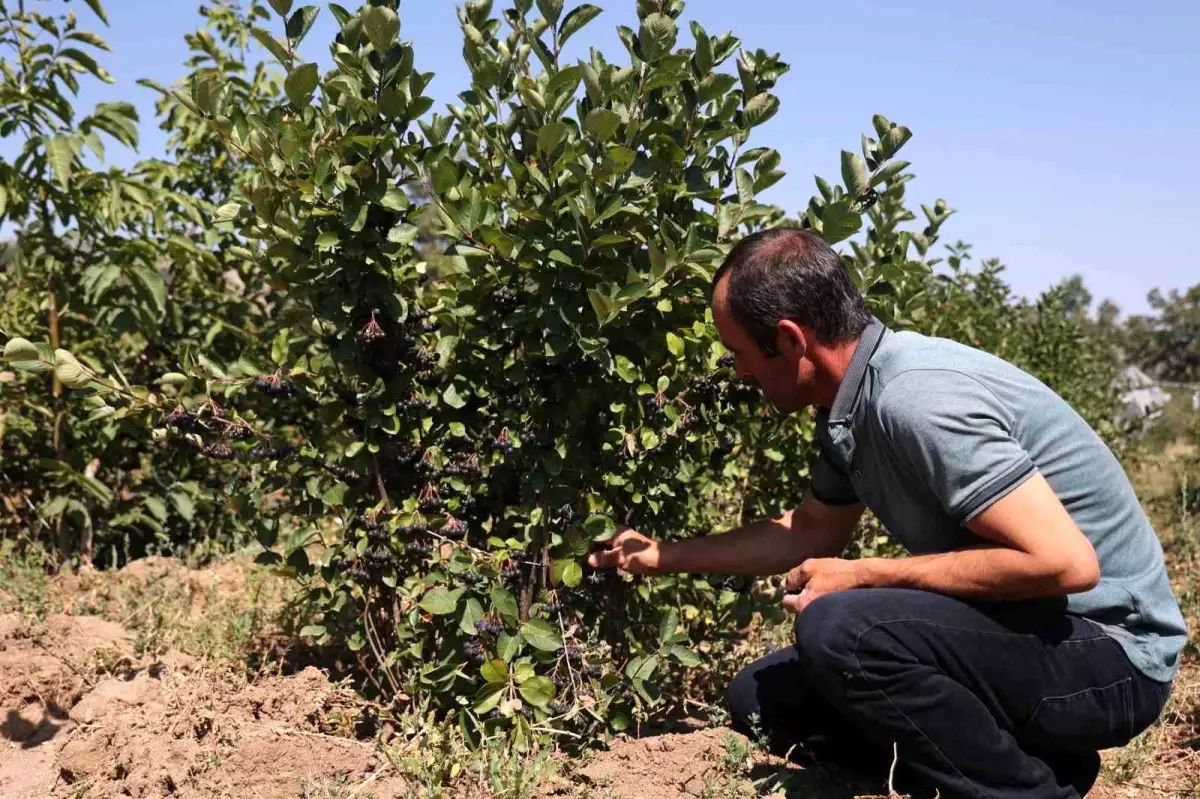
[727,588,1171,798]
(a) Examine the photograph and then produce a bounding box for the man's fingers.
[587,547,620,569]
[782,591,804,614]
[784,561,814,592]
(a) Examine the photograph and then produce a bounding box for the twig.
[888,741,899,797]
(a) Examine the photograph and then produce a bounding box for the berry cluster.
[406,539,433,557]
[165,407,196,429]
[473,619,503,636]
[365,517,388,545]
[520,423,553,449]
[255,373,294,399]
[400,396,432,412]
[641,394,670,420]
[251,443,293,460]
[228,424,256,442]
[490,432,515,457]
[202,443,234,460]
[441,517,467,539]
[717,353,736,369]
[499,559,520,587]
[548,699,570,715]
[463,639,487,664]
[397,520,428,535]
[358,310,386,344]
[442,454,480,478]
[363,545,393,569]
[491,286,519,313]
[412,348,438,374]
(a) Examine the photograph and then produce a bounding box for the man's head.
[711,227,871,413]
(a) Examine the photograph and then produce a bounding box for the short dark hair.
[712,227,871,353]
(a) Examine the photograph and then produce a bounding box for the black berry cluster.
[406,539,433,557]
[859,188,879,209]
[491,433,515,457]
[442,454,480,478]
[474,619,503,636]
[418,494,444,514]
[255,374,294,399]
[463,639,486,664]
[365,517,388,545]
[364,545,392,569]
[500,560,520,587]
[251,442,293,460]
[400,396,432,412]
[642,394,669,420]
[441,517,467,539]
[165,407,196,429]
[398,520,428,535]
[717,353,736,369]
[358,310,386,344]
[520,423,553,449]
[412,348,438,374]
[228,424,256,441]
[491,286,519,313]
[548,699,570,715]
[202,443,234,460]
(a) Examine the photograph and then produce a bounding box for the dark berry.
[164,407,195,429]
[717,353,736,369]
[860,188,879,208]
[255,374,294,399]
[358,313,386,344]
[419,496,444,513]
[202,443,235,460]
[491,286,519,313]
[442,517,467,539]
[228,424,255,441]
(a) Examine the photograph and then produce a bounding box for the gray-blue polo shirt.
[810,318,1187,683]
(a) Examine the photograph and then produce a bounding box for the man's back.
[819,323,1187,682]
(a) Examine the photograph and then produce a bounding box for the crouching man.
[588,228,1186,798]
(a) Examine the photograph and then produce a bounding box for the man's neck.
[812,336,862,409]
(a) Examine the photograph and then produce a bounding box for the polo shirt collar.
[828,316,887,425]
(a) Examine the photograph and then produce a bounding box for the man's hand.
[586,526,662,575]
[782,558,868,613]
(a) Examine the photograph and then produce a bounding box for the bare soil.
[0,608,404,798]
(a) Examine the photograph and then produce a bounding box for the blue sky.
[8,0,1199,315]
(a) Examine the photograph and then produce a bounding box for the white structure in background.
[1115,365,1172,427]
[1193,389,1200,413]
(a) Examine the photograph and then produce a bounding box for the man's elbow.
[1054,549,1101,594]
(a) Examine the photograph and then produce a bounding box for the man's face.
[711,277,817,414]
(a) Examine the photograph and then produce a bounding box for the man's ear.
[775,319,807,361]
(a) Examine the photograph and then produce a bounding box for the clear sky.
[7,1,1199,315]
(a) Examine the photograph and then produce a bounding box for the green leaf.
[584,108,620,142]
[380,188,409,211]
[320,481,349,507]
[535,0,564,25]
[614,355,637,383]
[638,13,677,62]
[537,121,565,154]
[870,159,910,187]
[53,350,92,390]
[881,125,913,157]
[169,492,195,522]
[131,266,167,314]
[496,631,520,662]
[666,332,684,358]
[475,684,505,714]
[252,28,292,65]
[658,608,678,646]
[561,560,582,588]
[3,338,39,362]
[491,587,518,619]
[443,383,467,409]
[520,619,563,652]
[560,4,601,45]
[583,514,615,541]
[83,0,109,25]
[268,0,292,16]
[743,93,778,128]
[518,676,556,708]
[481,658,507,684]
[362,5,399,54]
[459,598,485,635]
[45,136,74,189]
[213,202,241,223]
[819,198,862,245]
[420,586,461,615]
[285,62,319,107]
[626,654,659,681]
[286,6,320,43]
[299,624,327,638]
[144,496,168,522]
[841,150,869,197]
[669,645,702,667]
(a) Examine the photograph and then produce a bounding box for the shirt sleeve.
[810,447,860,506]
[873,370,1037,523]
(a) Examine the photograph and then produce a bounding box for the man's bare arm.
[587,492,865,576]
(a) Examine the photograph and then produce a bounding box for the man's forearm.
[857,546,1093,601]
[659,512,807,576]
